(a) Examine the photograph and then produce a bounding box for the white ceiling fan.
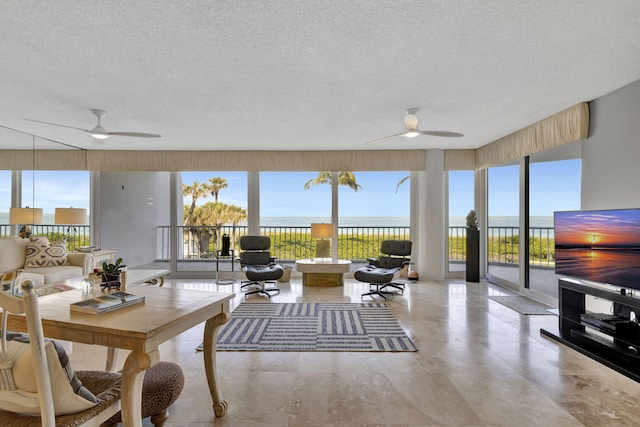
[366,108,463,145]
[25,109,161,140]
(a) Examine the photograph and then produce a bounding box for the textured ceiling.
[1,1,640,152]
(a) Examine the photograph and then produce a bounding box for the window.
[448,171,474,275]
[178,171,248,271]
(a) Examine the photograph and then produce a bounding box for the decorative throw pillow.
[0,269,21,292]
[0,332,99,415]
[24,235,70,268]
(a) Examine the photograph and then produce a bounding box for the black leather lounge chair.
[354,240,412,300]
[239,235,283,298]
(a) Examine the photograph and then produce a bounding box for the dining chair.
[0,277,122,427]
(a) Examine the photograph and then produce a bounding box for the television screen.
[554,208,640,290]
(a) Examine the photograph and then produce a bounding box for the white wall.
[582,79,640,209]
[99,172,171,268]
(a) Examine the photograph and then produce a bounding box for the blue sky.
[183,171,411,217]
[1,159,580,218]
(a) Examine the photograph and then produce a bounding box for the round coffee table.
[295,259,351,287]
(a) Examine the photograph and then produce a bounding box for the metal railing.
[449,226,555,267]
[1,223,554,267]
[0,225,91,251]
[157,225,411,261]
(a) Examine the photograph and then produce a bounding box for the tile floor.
[69,277,640,426]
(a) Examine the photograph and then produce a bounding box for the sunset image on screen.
[554,209,640,248]
[554,209,640,289]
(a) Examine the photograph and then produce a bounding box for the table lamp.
[55,207,88,250]
[9,207,43,238]
[310,223,333,260]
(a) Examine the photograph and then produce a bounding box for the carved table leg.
[203,311,230,417]
[121,348,160,427]
[105,347,118,371]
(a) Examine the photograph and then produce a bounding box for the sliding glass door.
[528,153,581,300]
[486,163,520,288]
[448,170,474,277]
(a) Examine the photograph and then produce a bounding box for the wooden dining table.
[7,284,235,426]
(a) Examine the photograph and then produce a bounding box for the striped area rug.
[209,302,417,352]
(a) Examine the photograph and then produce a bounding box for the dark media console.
[541,278,640,382]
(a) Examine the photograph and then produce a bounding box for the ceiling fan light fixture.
[404,130,420,138]
[89,125,110,139]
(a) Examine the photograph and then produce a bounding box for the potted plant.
[101,257,125,282]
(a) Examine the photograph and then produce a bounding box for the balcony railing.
[0,225,91,251]
[449,226,555,267]
[1,223,554,267]
[157,225,411,261]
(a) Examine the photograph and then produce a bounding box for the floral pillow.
[24,236,69,268]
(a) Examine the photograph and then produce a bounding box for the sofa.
[0,237,93,288]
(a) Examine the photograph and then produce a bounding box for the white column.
[331,172,338,261]
[417,149,446,281]
[247,172,260,235]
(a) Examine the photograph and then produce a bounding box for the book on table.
[70,291,145,315]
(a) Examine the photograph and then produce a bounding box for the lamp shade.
[9,207,43,225]
[55,208,88,225]
[310,223,334,239]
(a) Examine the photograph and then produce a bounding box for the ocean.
[0,213,552,228]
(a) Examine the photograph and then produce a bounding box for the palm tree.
[396,175,410,193]
[182,181,209,258]
[226,204,247,250]
[200,201,234,253]
[208,177,228,202]
[182,181,208,225]
[304,172,362,191]
[183,204,209,257]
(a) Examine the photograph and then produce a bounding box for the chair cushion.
[243,264,284,281]
[0,332,98,416]
[24,236,70,268]
[240,235,271,250]
[377,256,408,269]
[22,265,82,284]
[380,240,412,257]
[240,251,272,265]
[354,265,399,284]
[105,361,184,424]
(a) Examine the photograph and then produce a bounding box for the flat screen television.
[554,208,640,291]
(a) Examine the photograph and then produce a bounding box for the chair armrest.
[67,253,94,275]
[367,258,382,267]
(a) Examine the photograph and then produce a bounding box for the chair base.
[361,282,404,300]
[244,281,280,298]
[380,282,405,294]
[241,280,258,289]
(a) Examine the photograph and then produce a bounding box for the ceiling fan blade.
[420,130,464,138]
[108,132,161,138]
[24,118,89,132]
[365,133,403,145]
